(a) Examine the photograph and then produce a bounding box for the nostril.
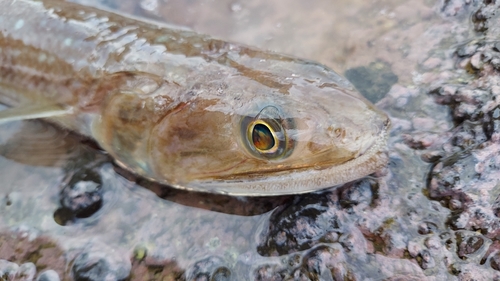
[334,127,346,139]
[326,126,346,140]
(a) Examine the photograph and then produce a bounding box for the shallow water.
[2,0,500,280]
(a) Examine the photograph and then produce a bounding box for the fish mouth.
[180,117,391,196]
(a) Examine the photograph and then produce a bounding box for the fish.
[0,0,390,196]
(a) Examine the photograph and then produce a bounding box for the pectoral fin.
[0,104,72,124]
[0,120,106,167]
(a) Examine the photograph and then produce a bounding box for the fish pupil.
[252,124,275,151]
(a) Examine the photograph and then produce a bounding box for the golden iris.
[241,106,294,159]
[252,123,275,151]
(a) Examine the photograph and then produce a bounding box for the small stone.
[188,257,231,281]
[425,236,442,250]
[493,42,500,52]
[60,168,103,221]
[72,252,130,281]
[470,53,484,69]
[339,179,375,209]
[254,264,285,281]
[339,233,355,252]
[491,57,500,70]
[419,250,436,269]
[422,57,442,70]
[456,44,478,57]
[36,270,61,281]
[301,245,351,281]
[449,199,463,211]
[422,150,445,164]
[418,222,438,235]
[491,252,500,271]
[0,260,19,280]
[257,192,341,256]
[457,234,484,259]
[17,262,36,281]
[407,241,422,258]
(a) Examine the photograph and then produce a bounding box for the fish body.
[0,0,390,195]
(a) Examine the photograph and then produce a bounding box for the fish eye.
[241,106,294,160]
[249,121,278,153]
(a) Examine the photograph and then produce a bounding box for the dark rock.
[344,60,398,103]
[72,252,130,281]
[60,168,103,219]
[187,256,231,281]
[456,231,485,259]
[257,191,342,256]
[472,8,489,32]
[491,252,500,271]
[339,179,376,210]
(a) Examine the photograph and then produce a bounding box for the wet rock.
[427,136,500,236]
[0,261,37,281]
[17,262,36,281]
[471,1,500,33]
[456,43,480,58]
[36,270,61,281]
[427,151,475,207]
[59,168,103,221]
[344,60,398,103]
[254,264,286,281]
[363,216,409,258]
[338,179,377,210]
[300,245,355,281]
[128,251,184,281]
[456,231,485,259]
[490,252,500,271]
[421,150,445,163]
[454,262,500,280]
[186,256,231,281]
[440,0,473,17]
[401,133,440,150]
[254,245,356,281]
[417,222,438,235]
[0,260,19,280]
[0,232,66,280]
[257,191,343,256]
[72,251,130,281]
[72,257,114,281]
[424,236,442,250]
[418,250,435,269]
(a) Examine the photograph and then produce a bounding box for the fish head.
[147,58,390,195]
